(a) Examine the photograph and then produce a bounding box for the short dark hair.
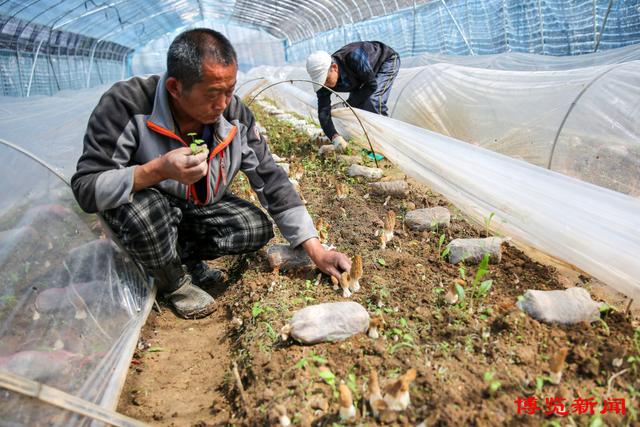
[167,28,237,90]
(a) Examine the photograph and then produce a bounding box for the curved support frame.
[244,78,380,168]
[547,62,627,170]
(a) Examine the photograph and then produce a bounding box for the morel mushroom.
[383,368,417,411]
[339,383,356,421]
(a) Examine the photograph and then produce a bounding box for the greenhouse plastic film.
[240,48,640,197]
[238,72,640,300]
[0,86,107,179]
[333,109,640,300]
[0,143,152,425]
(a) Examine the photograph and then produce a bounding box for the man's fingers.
[182,151,208,167]
[326,266,341,280]
[174,147,193,155]
[336,253,352,272]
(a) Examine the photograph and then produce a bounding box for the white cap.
[306,51,332,92]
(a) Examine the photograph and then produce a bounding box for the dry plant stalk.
[232,361,250,415]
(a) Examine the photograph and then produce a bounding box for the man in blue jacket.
[72,29,351,319]
[306,41,400,150]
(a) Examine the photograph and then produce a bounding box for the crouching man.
[72,29,351,319]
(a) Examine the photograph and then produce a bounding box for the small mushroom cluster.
[379,210,396,249]
[331,255,363,298]
[337,367,418,421]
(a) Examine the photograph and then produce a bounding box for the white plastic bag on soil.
[267,244,316,272]
[517,287,602,324]
[368,180,409,198]
[347,164,383,179]
[284,302,370,344]
[447,237,505,264]
[405,207,450,230]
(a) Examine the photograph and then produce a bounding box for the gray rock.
[517,288,602,324]
[447,237,504,264]
[347,164,383,180]
[405,207,450,231]
[369,180,409,198]
[286,302,370,344]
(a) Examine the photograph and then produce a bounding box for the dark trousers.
[348,54,400,116]
[101,188,274,270]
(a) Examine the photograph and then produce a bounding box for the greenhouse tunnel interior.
[0,0,639,425]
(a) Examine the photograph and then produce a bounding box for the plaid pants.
[101,188,274,270]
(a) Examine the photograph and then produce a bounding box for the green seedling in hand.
[187,132,206,155]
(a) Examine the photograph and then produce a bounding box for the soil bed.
[118,101,639,426]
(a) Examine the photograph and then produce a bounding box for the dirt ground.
[118,101,640,426]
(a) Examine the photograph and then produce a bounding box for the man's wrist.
[301,237,324,260]
[133,157,166,192]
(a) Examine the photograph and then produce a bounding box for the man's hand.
[160,147,209,184]
[133,147,208,192]
[302,238,351,279]
[331,135,348,153]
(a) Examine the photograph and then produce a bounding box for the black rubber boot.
[149,260,215,319]
[185,261,227,288]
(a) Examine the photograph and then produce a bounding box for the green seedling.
[484,212,495,237]
[455,283,466,303]
[483,371,502,396]
[187,132,206,155]
[251,301,274,319]
[346,371,358,400]
[598,302,615,315]
[388,317,417,354]
[595,317,610,336]
[469,253,493,311]
[437,234,450,260]
[262,322,278,342]
[318,367,338,398]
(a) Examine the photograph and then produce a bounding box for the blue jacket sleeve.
[344,47,377,108]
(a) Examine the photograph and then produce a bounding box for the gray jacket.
[72,74,317,247]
